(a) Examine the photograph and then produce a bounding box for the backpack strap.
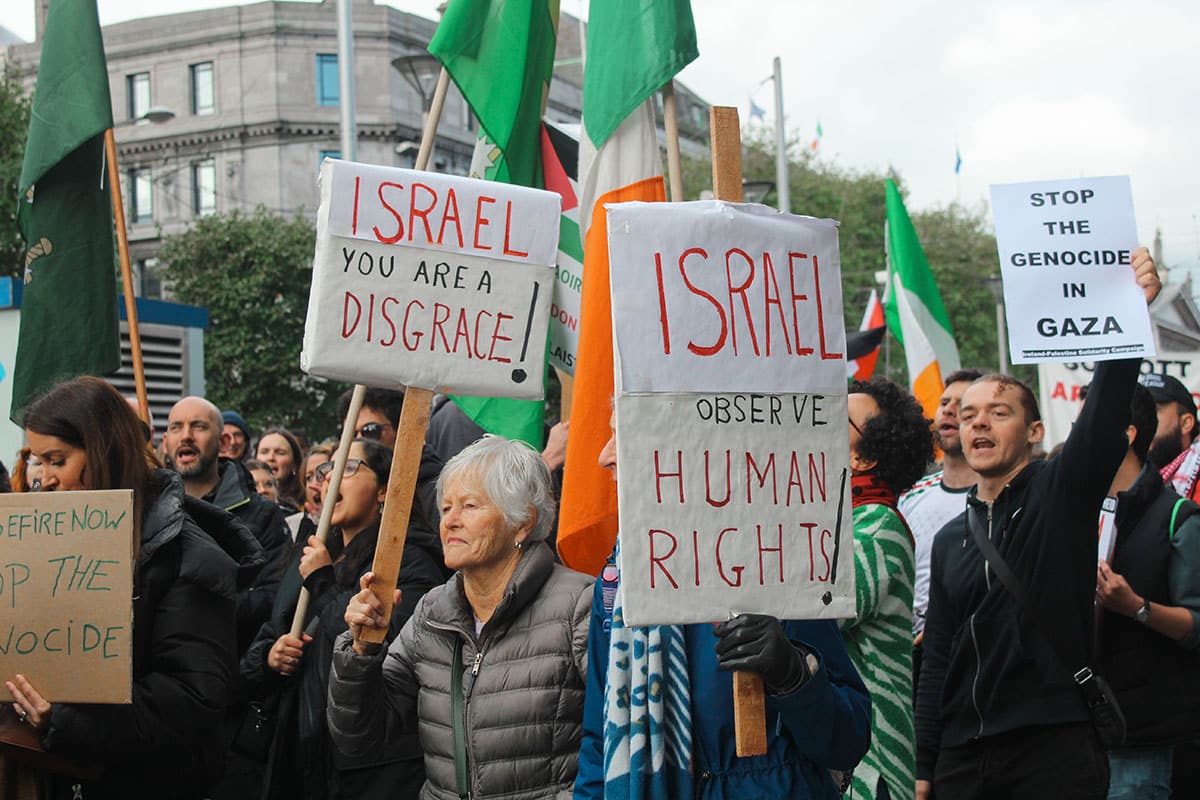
[1170,497,1188,541]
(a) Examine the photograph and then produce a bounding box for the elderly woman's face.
[440,474,525,573]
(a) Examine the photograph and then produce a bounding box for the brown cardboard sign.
[0,490,134,704]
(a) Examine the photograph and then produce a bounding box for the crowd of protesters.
[2,248,1197,800]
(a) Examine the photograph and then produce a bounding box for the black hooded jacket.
[39,471,265,800]
[915,358,1139,779]
[202,457,291,654]
[241,446,446,800]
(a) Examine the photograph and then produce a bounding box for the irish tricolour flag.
[883,178,961,417]
[556,0,697,577]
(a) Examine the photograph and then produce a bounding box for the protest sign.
[608,200,854,627]
[302,159,561,398]
[1037,353,1200,449]
[0,490,133,703]
[990,176,1154,364]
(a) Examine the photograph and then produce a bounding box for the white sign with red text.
[607,201,854,627]
[302,160,560,397]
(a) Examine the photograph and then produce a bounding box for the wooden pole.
[289,384,366,638]
[556,368,574,419]
[662,81,684,203]
[354,67,450,646]
[104,129,150,426]
[709,105,768,758]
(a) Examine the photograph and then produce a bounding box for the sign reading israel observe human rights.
[607,201,855,627]
[990,176,1155,364]
[302,160,561,397]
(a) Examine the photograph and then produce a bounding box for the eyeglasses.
[355,422,392,441]
[848,417,866,438]
[315,458,371,482]
[306,462,331,485]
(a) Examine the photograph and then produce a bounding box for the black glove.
[713,613,810,695]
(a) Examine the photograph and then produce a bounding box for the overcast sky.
[4,0,1198,276]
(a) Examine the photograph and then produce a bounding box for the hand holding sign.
[1132,246,1162,305]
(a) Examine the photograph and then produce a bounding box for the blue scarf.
[602,552,694,800]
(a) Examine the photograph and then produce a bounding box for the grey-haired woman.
[328,435,592,799]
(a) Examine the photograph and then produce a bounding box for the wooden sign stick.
[355,68,450,646]
[709,105,768,758]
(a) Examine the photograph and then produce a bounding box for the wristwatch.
[1134,598,1151,624]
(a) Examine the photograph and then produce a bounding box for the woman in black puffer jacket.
[242,438,445,800]
[6,377,264,800]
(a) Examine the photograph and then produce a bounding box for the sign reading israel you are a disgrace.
[990,176,1155,364]
[607,201,854,627]
[0,491,133,704]
[302,160,561,397]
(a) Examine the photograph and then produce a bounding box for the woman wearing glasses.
[241,438,444,800]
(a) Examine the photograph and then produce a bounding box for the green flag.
[882,178,960,418]
[11,0,119,423]
[581,0,697,148]
[428,0,559,448]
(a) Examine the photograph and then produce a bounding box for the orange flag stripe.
[556,175,667,576]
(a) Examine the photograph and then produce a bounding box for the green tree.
[157,208,348,438]
[1,64,32,279]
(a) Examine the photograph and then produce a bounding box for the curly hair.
[849,377,936,495]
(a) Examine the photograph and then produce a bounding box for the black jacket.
[203,458,292,654]
[39,471,265,800]
[915,358,1139,780]
[1097,462,1200,745]
[242,488,446,800]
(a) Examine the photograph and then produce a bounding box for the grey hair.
[436,434,556,543]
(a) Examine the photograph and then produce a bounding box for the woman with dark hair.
[242,439,444,800]
[256,428,305,511]
[4,376,263,799]
[842,377,936,800]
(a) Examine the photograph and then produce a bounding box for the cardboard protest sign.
[990,176,1154,364]
[1037,353,1200,449]
[608,201,854,627]
[302,160,561,398]
[0,491,133,703]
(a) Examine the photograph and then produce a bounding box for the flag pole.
[772,56,789,213]
[104,129,150,426]
[662,81,684,202]
[709,105,769,758]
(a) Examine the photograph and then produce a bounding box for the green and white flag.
[11,0,119,423]
[883,178,960,417]
[429,0,559,448]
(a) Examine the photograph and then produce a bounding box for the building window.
[318,149,341,170]
[129,169,153,222]
[135,258,162,298]
[190,62,214,115]
[316,54,339,106]
[127,72,150,120]
[192,160,216,216]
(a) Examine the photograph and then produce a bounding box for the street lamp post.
[986,275,1009,374]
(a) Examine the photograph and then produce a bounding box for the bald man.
[165,396,290,654]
